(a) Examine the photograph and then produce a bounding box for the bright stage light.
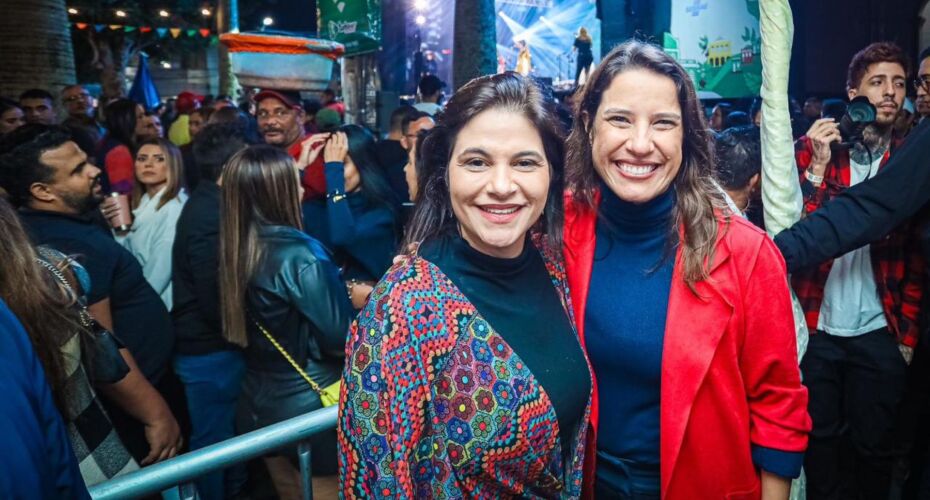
[161,61,172,69]
[415,15,426,25]
[201,8,211,16]
[414,0,428,10]
[263,17,274,26]
[159,10,170,17]
[67,7,78,14]
[115,9,127,17]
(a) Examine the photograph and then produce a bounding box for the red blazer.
[563,193,811,499]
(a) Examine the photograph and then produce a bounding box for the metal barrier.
[89,405,339,500]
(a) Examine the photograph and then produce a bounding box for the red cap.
[254,89,303,109]
[176,91,204,114]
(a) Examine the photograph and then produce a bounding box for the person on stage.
[516,40,532,76]
[574,27,594,85]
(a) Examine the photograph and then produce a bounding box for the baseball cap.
[176,91,204,114]
[254,89,303,110]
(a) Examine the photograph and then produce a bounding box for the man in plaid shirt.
[791,42,924,499]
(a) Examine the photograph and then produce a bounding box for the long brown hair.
[403,71,566,249]
[0,198,83,412]
[219,145,304,347]
[132,137,185,210]
[566,40,725,290]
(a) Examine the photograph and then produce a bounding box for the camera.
[836,96,877,145]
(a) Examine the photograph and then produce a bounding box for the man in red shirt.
[254,89,326,199]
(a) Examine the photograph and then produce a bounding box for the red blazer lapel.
[563,192,600,500]
[660,226,734,495]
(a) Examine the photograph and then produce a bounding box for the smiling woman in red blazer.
[563,40,811,500]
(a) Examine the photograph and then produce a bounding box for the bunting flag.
[70,22,212,39]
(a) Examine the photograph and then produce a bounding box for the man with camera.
[792,42,924,500]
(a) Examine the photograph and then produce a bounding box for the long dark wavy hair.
[219,145,303,347]
[105,99,140,149]
[566,40,725,290]
[339,124,402,224]
[403,71,566,249]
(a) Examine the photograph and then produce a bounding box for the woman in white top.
[119,138,187,310]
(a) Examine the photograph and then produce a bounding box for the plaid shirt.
[791,136,924,347]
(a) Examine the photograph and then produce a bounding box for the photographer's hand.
[806,118,842,179]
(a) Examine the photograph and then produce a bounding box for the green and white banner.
[665,0,762,98]
[318,0,382,56]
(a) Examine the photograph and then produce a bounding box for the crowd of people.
[4,4,930,499]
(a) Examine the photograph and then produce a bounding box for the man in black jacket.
[773,119,930,272]
[171,123,249,499]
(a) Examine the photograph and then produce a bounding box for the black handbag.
[35,249,130,385]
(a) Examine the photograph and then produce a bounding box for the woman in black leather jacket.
[218,145,353,498]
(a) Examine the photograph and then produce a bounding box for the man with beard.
[0,124,185,465]
[255,89,327,199]
[791,42,924,500]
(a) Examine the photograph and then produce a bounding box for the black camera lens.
[838,96,877,144]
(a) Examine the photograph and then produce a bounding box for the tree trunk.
[453,0,496,90]
[217,0,240,98]
[95,32,132,103]
[0,0,76,98]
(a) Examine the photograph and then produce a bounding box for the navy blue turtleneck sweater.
[585,184,804,480]
[586,184,676,467]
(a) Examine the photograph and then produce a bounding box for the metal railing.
[89,405,339,500]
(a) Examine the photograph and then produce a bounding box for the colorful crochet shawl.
[338,236,593,499]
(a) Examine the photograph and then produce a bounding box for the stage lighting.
[67,7,78,14]
[414,0,428,10]
[161,61,172,69]
[159,10,170,17]
[201,8,211,16]
[263,17,274,26]
[415,15,426,25]
[115,9,127,17]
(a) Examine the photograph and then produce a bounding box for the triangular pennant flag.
[199,28,210,37]
[109,24,122,30]
[170,28,181,38]
[186,29,197,37]
[156,27,168,38]
[94,24,106,32]
[124,26,137,32]
[140,26,152,33]
[75,23,88,30]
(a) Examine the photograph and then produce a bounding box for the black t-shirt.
[20,209,175,382]
[574,38,593,61]
[421,233,591,456]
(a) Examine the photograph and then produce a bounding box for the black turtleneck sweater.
[586,184,677,467]
[420,233,591,456]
